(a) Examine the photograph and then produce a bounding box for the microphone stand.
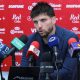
[77,53,80,80]
[8,47,16,66]
[55,56,59,80]
[53,47,62,80]
[39,51,54,80]
[0,60,5,80]
[28,55,36,66]
[12,53,15,66]
[55,55,63,80]
[39,63,53,80]
[53,47,59,80]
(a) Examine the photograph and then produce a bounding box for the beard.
[41,27,53,38]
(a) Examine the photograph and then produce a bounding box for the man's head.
[30,2,55,18]
[30,2,56,38]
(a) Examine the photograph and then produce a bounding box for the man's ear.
[52,16,56,24]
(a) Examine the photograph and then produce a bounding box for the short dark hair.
[30,2,55,18]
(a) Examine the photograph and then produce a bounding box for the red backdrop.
[0,0,80,71]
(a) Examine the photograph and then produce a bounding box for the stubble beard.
[42,28,53,39]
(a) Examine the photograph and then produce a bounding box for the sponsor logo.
[15,52,22,56]
[8,5,24,9]
[0,5,4,10]
[56,17,63,21]
[33,47,40,56]
[13,76,33,80]
[12,14,21,23]
[66,4,80,8]
[0,17,5,21]
[71,27,80,34]
[0,41,4,50]
[0,39,3,42]
[49,37,56,42]
[15,62,20,66]
[72,27,78,31]
[31,28,36,33]
[0,28,5,34]
[1,64,7,67]
[10,27,24,34]
[49,3,62,10]
[70,14,80,23]
[27,16,31,21]
[28,2,62,11]
[28,2,37,10]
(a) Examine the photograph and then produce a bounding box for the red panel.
[0,0,80,71]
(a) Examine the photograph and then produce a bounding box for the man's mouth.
[39,31,43,34]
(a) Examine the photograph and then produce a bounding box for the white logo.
[0,41,4,50]
[0,17,5,20]
[15,52,22,56]
[66,4,80,8]
[0,39,3,42]
[0,28,5,34]
[33,47,40,56]
[28,2,37,10]
[56,17,62,21]
[15,62,20,66]
[10,27,24,34]
[27,16,31,21]
[8,5,24,9]
[71,27,80,34]
[0,5,4,10]
[1,64,7,67]
[31,28,36,33]
[49,37,56,42]
[28,2,62,11]
[70,14,80,23]
[12,14,21,23]
[49,3,62,10]
[72,27,78,31]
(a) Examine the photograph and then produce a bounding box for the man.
[21,2,79,80]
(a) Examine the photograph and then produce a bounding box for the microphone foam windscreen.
[68,38,77,46]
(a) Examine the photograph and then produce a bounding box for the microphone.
[68,38,80,57]
[48,34,60,80]
[48,34,59,56]
[26,41,40,66]
[0,41,10,61]
[39,52,53,80]
[8,34,28,66]
[0,35,28,60]
[7,34,28,56]
[0,42,10,80]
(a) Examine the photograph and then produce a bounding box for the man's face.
[32,13,56,37]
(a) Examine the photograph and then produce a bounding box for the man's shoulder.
[28,32,41,41]
[57,26,77,37]
[56,25,79,41]
[63,27,78,38]
[28,33,36,39]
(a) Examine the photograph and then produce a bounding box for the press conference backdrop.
[0,0,80,71]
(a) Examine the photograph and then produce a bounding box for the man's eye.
[41,19,46,22]
[34,21,38,24]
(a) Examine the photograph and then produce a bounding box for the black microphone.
[48,34,59,57]
[0,41,9,80]
[0,41,10,61]
[7,34,28,66]
[0,35,28,80]
[39,52,53,80]
[68,37,80,57]
[48,34,60,80]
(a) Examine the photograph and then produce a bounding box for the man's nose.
[38,21,42,28]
